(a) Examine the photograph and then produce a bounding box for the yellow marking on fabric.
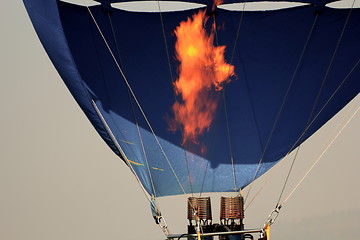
[127,159,144,166]
[151,167,165,171]
[118,139,135,145]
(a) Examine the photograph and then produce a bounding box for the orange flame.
[214,0,223,7]
[170,10,235,145]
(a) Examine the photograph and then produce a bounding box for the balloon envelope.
[23,0,360,197]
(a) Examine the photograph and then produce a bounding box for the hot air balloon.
[23,0,359,239]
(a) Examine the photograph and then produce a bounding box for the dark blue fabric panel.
[217,6,360,164]
[25,0,360,197]
[23,0,121,157]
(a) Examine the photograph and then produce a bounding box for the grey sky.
[1,1,359,240]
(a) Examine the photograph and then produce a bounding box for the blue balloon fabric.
[23,0,360,197]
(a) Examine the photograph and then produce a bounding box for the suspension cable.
[274,1,356,206]
[211,11,238,192]
[289,58,359,157]
[106,12,159,198]
[156,1,175,84]
[244,166,277,210]
[156,1,197,198]
[86,6,190,200]
[270,57,360,208]
[244,14,319,203]
[246,94,359,211]
[223,89,238,192]
[86,11,156,208]
[196,10,240,196]
[132,96,158,198]
[245,55,359,210]
[227,1,265,195]
[91,100,154,205]
[265,103,359,226]
[229,1,247,64]
[283,105,359,205]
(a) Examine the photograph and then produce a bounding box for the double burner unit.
[187,196,255,240]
